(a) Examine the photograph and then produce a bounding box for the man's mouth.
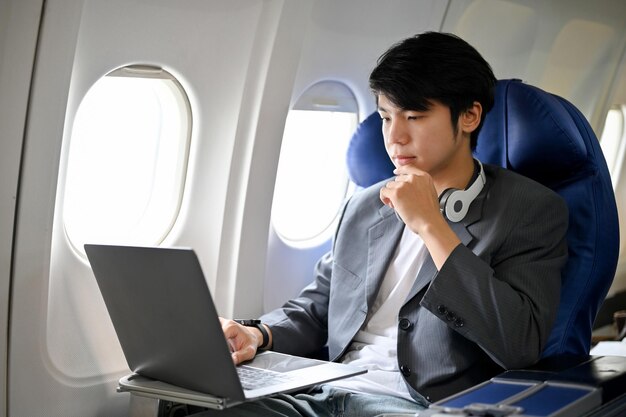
[393,155,415,166]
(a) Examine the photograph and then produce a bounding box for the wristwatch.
[234,319,270,349]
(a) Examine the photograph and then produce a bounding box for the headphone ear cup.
[439,188,455,212]
[445,190,469,222]
[440,188,469,223]
[439,159,486,223]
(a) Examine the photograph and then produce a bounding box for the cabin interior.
[1,0,626,415]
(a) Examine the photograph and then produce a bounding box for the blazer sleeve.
[420,183,569,369]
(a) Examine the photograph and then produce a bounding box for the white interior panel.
[0,1,45,415]
[10,0,307,415]
[444,0,626,132]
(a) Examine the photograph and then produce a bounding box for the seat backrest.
[346,79,620,358]
[476,79,619,357]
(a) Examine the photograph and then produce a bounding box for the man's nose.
[386,119,408,144]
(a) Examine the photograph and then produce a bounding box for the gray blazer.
[261,164,569,402]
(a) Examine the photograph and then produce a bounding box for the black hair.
[369,32,496,149]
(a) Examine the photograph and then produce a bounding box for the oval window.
[271,81,358,244]
[62,65,192,254]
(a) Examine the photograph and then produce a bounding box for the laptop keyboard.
[237,366,296,390]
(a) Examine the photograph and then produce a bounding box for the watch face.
[236,319,260,326]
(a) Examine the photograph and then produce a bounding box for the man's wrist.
[234,319,270,349]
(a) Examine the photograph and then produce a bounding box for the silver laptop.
[84,244,365,409]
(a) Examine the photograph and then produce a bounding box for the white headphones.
[438,160,485,223]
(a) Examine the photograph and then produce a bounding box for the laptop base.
[118,374,239,410]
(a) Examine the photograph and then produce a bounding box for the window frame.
[61,64,193,257]
[270,80,359,247]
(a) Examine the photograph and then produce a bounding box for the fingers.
[231,343,257,364]
[393,164,424,176]
[220,318,258,365]
[380,186,394,208]
[380,172,412,207]
[380,173,409,207]
[380,168,441,232]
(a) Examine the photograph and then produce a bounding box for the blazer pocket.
[332,262,363,290]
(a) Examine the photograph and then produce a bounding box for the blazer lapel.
[366,205,404,309]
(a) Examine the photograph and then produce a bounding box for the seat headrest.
[346,112,395,188]
[475,79,592,188]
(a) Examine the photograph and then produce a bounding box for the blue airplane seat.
[345,79,619,359]
[475,79,619,358]
[346,111,394,187]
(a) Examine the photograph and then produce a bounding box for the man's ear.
[460,101,483,134]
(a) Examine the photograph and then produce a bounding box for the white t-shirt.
[327,226,428,401]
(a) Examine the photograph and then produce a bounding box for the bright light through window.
[272,109,357,243]
[599,106,625,187]
[63,66,191,254]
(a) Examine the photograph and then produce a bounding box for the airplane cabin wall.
[8,2,114,416]
[442,0,626,131]
[0,1,45,415]
[3,0,626,416]
[8,0,312,415]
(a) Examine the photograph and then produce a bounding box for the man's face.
[377,94,469,180]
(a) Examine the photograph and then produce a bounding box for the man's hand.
[379,165,461,270]
[380,165,441,233]
[220,318,261,365]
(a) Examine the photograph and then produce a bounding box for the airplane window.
[62,65,191,255]
[271,81,358,245]
[599,106,625,187]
